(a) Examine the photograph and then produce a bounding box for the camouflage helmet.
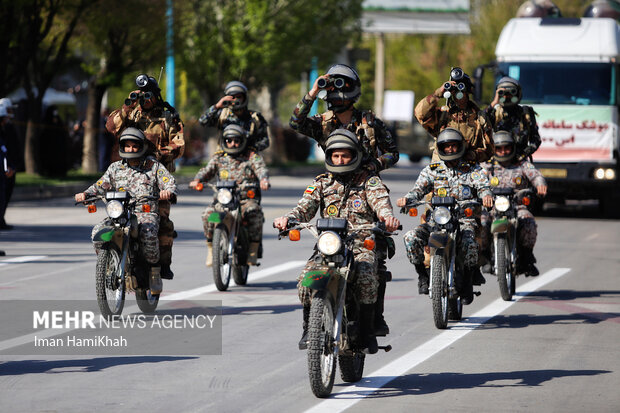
[436,128,466,161]
[224,81,248,109]
[220,124,248,155]
[516,0,562,18]
[493,130,516,162]
[119,127,148,160]
[583,0,620,19]
[496,76,522,106]
[325,64,361,112]
[324,128,362,175]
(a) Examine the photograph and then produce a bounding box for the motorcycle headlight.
[495,196,510,212]
[317,231,342,256]
[217,188,233,205]
[432,206,451,225]
[106,200,124,219]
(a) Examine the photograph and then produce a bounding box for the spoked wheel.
[431,254,449,329]
[448,297,462,320]
[496,236,513,301]
[212,226,232,291]
[233,265,249,286]
[338,352,365,383]
[307,291,337,398]
[136,288,160,313]
[95,247,125,317]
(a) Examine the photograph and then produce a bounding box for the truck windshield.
[497,62,615,106]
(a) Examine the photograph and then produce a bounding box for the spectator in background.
[98,108,114,171]
[0,99,19,230]
[69,119,85,169]
[39,105,71,177]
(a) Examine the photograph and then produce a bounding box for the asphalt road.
[1,162,619,413]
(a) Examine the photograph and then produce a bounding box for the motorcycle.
[195,180,256,291]
[489,187,535,301]
[277,218,396,398]
[402,196,481,329]
[78,192,163,317]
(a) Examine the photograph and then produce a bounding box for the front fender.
[491,217,509,233]
[429,232,449,249]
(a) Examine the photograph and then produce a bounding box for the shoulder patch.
[304,185,316,194]
[367,176,381,187]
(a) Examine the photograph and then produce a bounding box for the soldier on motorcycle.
[190,124,270,267]
[273,129,400,354]
[485,76,541,161]
[480,131,547,277]
[106,74,185,281]
[289,63,399,335]
[396,128,493,303]
[199,80,270,153]
[74,128,177,294]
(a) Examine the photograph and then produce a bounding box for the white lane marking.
[585,233,599,241]
[161,260,306,301]
[0,256,47,268]
[0,260,306,352]
[305,267,571,413]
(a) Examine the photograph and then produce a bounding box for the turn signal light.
[289,229,301,241]
[522,197,531,206]
[409,208,418,217]
[363,238,376,250]
[196,182,204,191]
[464,207,474,217]
[142,204,151,213]
[87,205,97,213]
[247,189,256,199]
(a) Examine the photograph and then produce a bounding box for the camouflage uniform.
[480,159,546,253]
[415,94,494,163]
[403,160,492,268]
[194,150,269,243]
[199,106,269,152]
[106,96,185,268]
[290,96,399,171]
[83,157,177,264]
[285,171,395,306]
[485,104,541,160]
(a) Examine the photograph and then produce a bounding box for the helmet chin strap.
[328,100,354,113]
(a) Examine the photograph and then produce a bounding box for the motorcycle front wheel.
[431,254,449,329]
[212,226,232,291]
[496,236,513,301]
[136,289,160,313]
[307,290,337,398]
[95,247,125,317]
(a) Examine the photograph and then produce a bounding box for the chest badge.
[220,169,230,179]
[490,176,500,187]
[352,199,363,210]
[514,176,522,185]
[326,204,339,216]
[436,187,447,197]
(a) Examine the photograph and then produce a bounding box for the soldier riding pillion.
[106,74,185,281]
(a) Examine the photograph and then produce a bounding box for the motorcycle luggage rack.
[431,196,455,206]
[492,187,514,196]
[316,218,348,231]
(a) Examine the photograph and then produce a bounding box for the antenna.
[158,66,164,84]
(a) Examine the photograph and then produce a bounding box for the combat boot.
[150,266,163,295]
[521,248,539,277]
[415,263,429,295]
[374,274,389,336]
[472,267,486,285]
[205,242,213,267]
[359,304,378,354]
[161,264,174,280]
[299,306,310,350]
[248,242,260,266]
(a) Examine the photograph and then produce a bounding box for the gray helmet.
[584,1,620,19]
[224,81,248,109]
[436,128,466,161]
[325,64,361,112]
[493,130,516,162]
[516,0,562,18]
[119,127,148,160]
[324,128,362,175]
[221,124,248,155]
[496,76,522,106]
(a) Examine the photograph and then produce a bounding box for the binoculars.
[443,82,467,92]
[498,88,518,96]
[124,91,154,107]
[317,77,345,89]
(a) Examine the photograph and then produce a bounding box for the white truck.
[474,17,620,214]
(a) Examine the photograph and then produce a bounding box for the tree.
[74,0,166,173]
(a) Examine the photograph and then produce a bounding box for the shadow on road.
[333,368,611,397]
[0,356,197,376]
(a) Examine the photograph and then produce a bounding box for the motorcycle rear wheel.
[307,290,337,398]
[212,226,231,291]
[339,352,365,383]
[496,236,513,301]
[233,265,249,286]
[448,297,462,320]
[431,254,449,329]
[95,247,125,317]
[136,289,160,313]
